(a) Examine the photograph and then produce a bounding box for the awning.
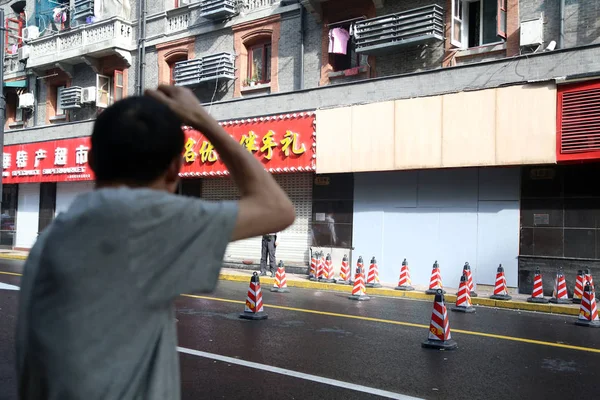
[4,80,27,88]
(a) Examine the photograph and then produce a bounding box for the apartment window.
[96,70,125,108]
[329,22,361,72]
[248,41,272,85]
[168,55,187,85]
[55,85,66,117]
[5,13,24,54]
[5,91,23,129]
[114,70,124,102]
[451,0,507,48]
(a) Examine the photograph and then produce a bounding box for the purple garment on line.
[328,28,351,55]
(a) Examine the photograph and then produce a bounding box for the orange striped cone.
[451,274,475,313]
[308,251,318,281]
[395,258,414,291]
[527,268,548,304]
[422,289,458,350]
[583,269,599,303]
[337,254,351,285]
[426,261,445,295]
[463,262,477,297]
[575,283,600,328]
[549,270,570,304]
[348,263,370,301]
[240,272,268,320]
[366,256,382,288]
[350,256,364,285]
[572,270,584,304]
[320,253,336,283]
[316,252,325,280]
[271,260,290,293]
[490,264,512,301]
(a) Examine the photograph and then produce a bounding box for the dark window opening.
[248,42,272,84]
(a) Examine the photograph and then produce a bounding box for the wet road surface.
[1,260,599,400]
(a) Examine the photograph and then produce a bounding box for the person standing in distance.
[260,232,279,277]
[15,85,295,400]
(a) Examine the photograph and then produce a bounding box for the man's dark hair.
[90,96,184,184]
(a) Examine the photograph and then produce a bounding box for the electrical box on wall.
[18,93,34,108]
[520,18,544,47]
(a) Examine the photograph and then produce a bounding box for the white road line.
[177,346,423,400]
[0,282,19,291]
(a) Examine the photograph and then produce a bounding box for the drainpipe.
[299,4,305,90]
[559,0,565,49]
[136,0,147,95]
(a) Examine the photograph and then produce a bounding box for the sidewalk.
[0,251,581,316]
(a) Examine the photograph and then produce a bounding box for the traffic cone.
[583,269,599,303]
[490,264,511,301]
[348,263,370,301]
[351,256,364,285]
[395,258,414,291]
[240,272,268,320]
[319,253,336,283]
[527,268,548,303]
[451,274,475,313]
[366,256,382,288]
[426,261,445,295]
[271,260,290,293]
[549,270,570,304]
[575,283,600,328]
[308,251,318,281]
[316,252,324,280]
[422,289,458,350]
[572,270,584,304]
[337,254,351,285]
[463,262,477,297]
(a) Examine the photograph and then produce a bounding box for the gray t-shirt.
[15,187,238,400]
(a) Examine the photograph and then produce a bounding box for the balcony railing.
[244,0,279,12]
[354,5,444,55]
[26,17,134,69]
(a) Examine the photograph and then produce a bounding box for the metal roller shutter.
[202,173,313,265]
[15,183,41,249]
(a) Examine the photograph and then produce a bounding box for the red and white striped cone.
[575,283,600,328]
[426,261,445,295]
[348,264,370,301]
[527,268,548,304]
[320,253,336,283]
[308,251,318,281]
[549,270,570,304]
[463,262,477,297]
[350,256,364,285]
[271,260,290,293]
[336,254,351,285]
[583,269,599,303]
[422,289,458,350]
[451,274,475,313]
[395,258,414,291]
[572,270,585,304]
[316,252,325,281]
[366,256,382,288]
[490,264,512,301]
[240,272,268,320]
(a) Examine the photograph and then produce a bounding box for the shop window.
[311,174,354,248]
[451,0,507,48]
[247,41,272,85]
[38,183,56,233]
[0,184,18,248]
[179,179,202,198]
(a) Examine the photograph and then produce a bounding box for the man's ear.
[165,156,182,185]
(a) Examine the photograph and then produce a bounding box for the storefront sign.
[2,137,93,184]
[179,112,316,177]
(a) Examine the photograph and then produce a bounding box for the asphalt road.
[1,259,599,400]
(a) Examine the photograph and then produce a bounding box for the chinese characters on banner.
[180,113,316,177]
[2,137,93,184]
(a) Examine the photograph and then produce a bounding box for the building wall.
[352,167,520,289]
[15,183,40,249]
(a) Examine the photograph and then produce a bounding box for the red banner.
[179,112,316,178]
[2,112,316,184]
[2,137,93,184]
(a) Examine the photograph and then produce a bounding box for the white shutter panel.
[202,173,313,265]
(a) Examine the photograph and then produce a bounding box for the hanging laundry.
[328,27,351,55]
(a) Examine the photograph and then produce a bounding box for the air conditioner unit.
[22,26,40,41]
[60,87,83,110]
[81,86,96,103]
[18,45,29,60]
[520,18,543,47]
[180,0,191,5]
[18,93,34,109]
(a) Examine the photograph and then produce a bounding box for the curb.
[0,254,28,261]
[219,273,580,317]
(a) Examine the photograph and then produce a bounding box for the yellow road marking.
[0,270,22,277]
[3,270,598,354]
[182,294,600,354]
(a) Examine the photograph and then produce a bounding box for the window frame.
[247,41,272,84]
[497,0,507,39]
[168,55,188,86]
[113,70,124,102]
[451,0,464,48]
[328,24,361,72]
[55,85,66,116]
[96,74,111,109]
[457,0,506,49]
